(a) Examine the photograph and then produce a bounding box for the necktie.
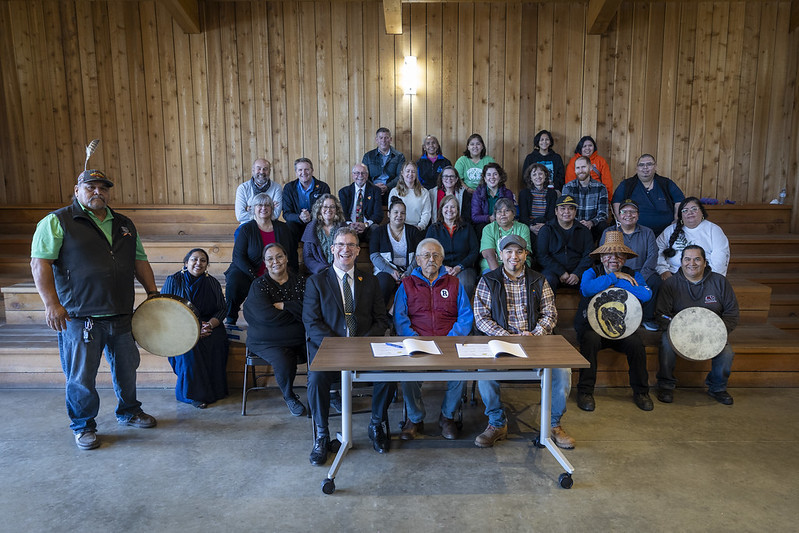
[343,273,356,336]
[355,189,364,222]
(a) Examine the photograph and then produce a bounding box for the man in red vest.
[393,238,474,440]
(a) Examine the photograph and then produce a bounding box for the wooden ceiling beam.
[587,0,622,35]
[160,0,201,34]
[383,0,403,34]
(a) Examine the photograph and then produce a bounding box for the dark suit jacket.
[302,266,389,360]
[338,183,384,225]
[282,177,331,224]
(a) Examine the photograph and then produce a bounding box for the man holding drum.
[30,167,159,451]
[655,245,739,405]
[575,231,654,412]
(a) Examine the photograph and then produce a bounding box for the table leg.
[326,370,353,481]
[539,368,575,475]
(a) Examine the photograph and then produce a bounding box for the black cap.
[77,170,113,187]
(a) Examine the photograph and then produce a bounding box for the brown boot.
[474,424,507,448]
[400,419,423,441]
[551,426,575,449]
[439,414,459,440]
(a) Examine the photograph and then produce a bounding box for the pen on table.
[385,343,404,348]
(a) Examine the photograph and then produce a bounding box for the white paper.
[488,340,528,358]
[456,344,496,358]
[371,339,441,357]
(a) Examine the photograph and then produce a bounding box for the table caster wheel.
[558,473,573,489]
[321,478,336,494]
[533,436,544,448]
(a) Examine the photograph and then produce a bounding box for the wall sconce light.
[402,56,418,95]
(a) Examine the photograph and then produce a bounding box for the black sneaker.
[285,394,307,417]
[708,390,734,405]
[119,412,157,428]
[633,392,654,411]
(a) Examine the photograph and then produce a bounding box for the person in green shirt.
[479,197,533,273]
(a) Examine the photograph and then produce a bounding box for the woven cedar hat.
[590,230,637,259]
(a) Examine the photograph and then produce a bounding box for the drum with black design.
[667,307,728,361]
[587,288,642,340]
[131,294,200,357]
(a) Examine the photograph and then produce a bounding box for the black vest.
[481,266,545,333]
[52,198,138,317]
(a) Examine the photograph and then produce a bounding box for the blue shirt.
[296,180,314,212]
[611,176,685,236]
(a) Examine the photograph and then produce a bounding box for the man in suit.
[282,157,331,241]
[303,227,395,466]
[338,163,384,240]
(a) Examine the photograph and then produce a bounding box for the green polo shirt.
[479,220,533,273]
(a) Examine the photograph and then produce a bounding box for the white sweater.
[656,219,730,276]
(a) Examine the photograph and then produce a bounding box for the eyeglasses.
[418,252,443,261]
[352,171,368,177]
[264,255,285,264]
[321,205,337,211]
[619,209,638,216]
[637,162,655,168]
[334,243,359,249]
[495,209,514,215]
[681,206,700,214]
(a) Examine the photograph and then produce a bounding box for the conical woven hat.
[590,230,637,258]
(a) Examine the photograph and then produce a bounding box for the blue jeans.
[657,333,734,393]
[477,368,571,428]
[58,316,143,432]
[402,380,465,422]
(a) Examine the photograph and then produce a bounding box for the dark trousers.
[252,345,303,400]
[224,268,254,323]
[308,369,396,438]
[375,272,400,308]
[578,330,649,394]
[643,272,662,322]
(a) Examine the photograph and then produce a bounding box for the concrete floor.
[1,385,797,532]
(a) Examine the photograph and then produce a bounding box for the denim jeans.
[58,315,143,432]
[657,333,734,392]
[477,368,571,428]
[402,380,465,422]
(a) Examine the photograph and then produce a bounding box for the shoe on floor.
[399,419,423,441]
[551,426,575,449]
[439,414,459,440]
[656,388,673,403]
[577,392,595,412]
[309,436,330,466]
[642,320,660,331]
[190,400,207,409]
[330,391,342,414]
[633,392,654,411]
[285,394,307,417]
[119,412,157,428]
[708,390,734,405]
[368,422,390,453]
[75,430,100,450]
[474,424,507,448]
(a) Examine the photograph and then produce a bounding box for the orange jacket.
[564,151,613,194]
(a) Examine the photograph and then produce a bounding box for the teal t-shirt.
[479,221,533,273]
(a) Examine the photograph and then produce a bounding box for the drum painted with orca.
[131,294,200,357]
[586,288,642,340]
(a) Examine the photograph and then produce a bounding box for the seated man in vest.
[575,231,654,412]
[282,157,330,241]
[611,154,685,236]
[338,163,384,241]
[601,199,661,331]
[473,235,574,449]
[393,238,474,440]
[536,195,594,292]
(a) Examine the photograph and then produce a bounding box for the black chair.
[241,347,308,416]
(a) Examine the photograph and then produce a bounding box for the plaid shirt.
[562,179,608,225]
[473,269,557,336]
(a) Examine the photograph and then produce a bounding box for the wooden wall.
[0,1,797,227]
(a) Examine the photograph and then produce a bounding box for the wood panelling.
[0,1,797,228]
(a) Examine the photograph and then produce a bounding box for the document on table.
[456,340,528,359]
[371,339,442,357]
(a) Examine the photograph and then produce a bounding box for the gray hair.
[248,193,273,208]
[416,238,445,256]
